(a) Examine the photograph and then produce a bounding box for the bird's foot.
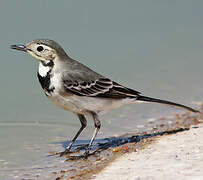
[47,148,74,157]
[59,149,73,157]
[48,144,90,157]
[65,150,91,161]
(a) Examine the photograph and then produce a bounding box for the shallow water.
[0,1,203,179]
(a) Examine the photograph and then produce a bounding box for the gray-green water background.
[0,0,202,178]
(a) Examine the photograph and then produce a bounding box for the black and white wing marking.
[63,78,141,99]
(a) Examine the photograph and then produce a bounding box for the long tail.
[136,95,199,113]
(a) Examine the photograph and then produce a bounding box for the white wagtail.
[11,39,199,157]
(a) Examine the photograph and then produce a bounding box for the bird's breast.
[37,72,55,95]
[37,62,62,96]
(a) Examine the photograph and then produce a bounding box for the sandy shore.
[94,123,203,180]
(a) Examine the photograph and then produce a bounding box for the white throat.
[38,62,51,77]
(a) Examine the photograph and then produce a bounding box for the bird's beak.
[10,44,27,52]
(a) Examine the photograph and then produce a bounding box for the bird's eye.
[37,46,44,52]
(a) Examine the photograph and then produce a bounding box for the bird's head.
[11,39,69,63]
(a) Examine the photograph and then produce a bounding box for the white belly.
[48,92,134,115]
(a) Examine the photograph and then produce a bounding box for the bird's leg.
[84,112,101,157]
[60,114,87,156]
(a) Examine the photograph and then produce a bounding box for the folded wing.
[63,78,140,99]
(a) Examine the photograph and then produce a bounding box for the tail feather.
[136,95,199,113]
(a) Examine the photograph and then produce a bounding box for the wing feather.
[63,77,140,98]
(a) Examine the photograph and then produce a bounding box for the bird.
[11,39,199,157]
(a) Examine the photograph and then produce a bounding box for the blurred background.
[0,0,202,177]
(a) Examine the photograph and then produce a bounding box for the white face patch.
[38,62,51,77]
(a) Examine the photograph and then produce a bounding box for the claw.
[65,152,90,161]
[60,149,72,157]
